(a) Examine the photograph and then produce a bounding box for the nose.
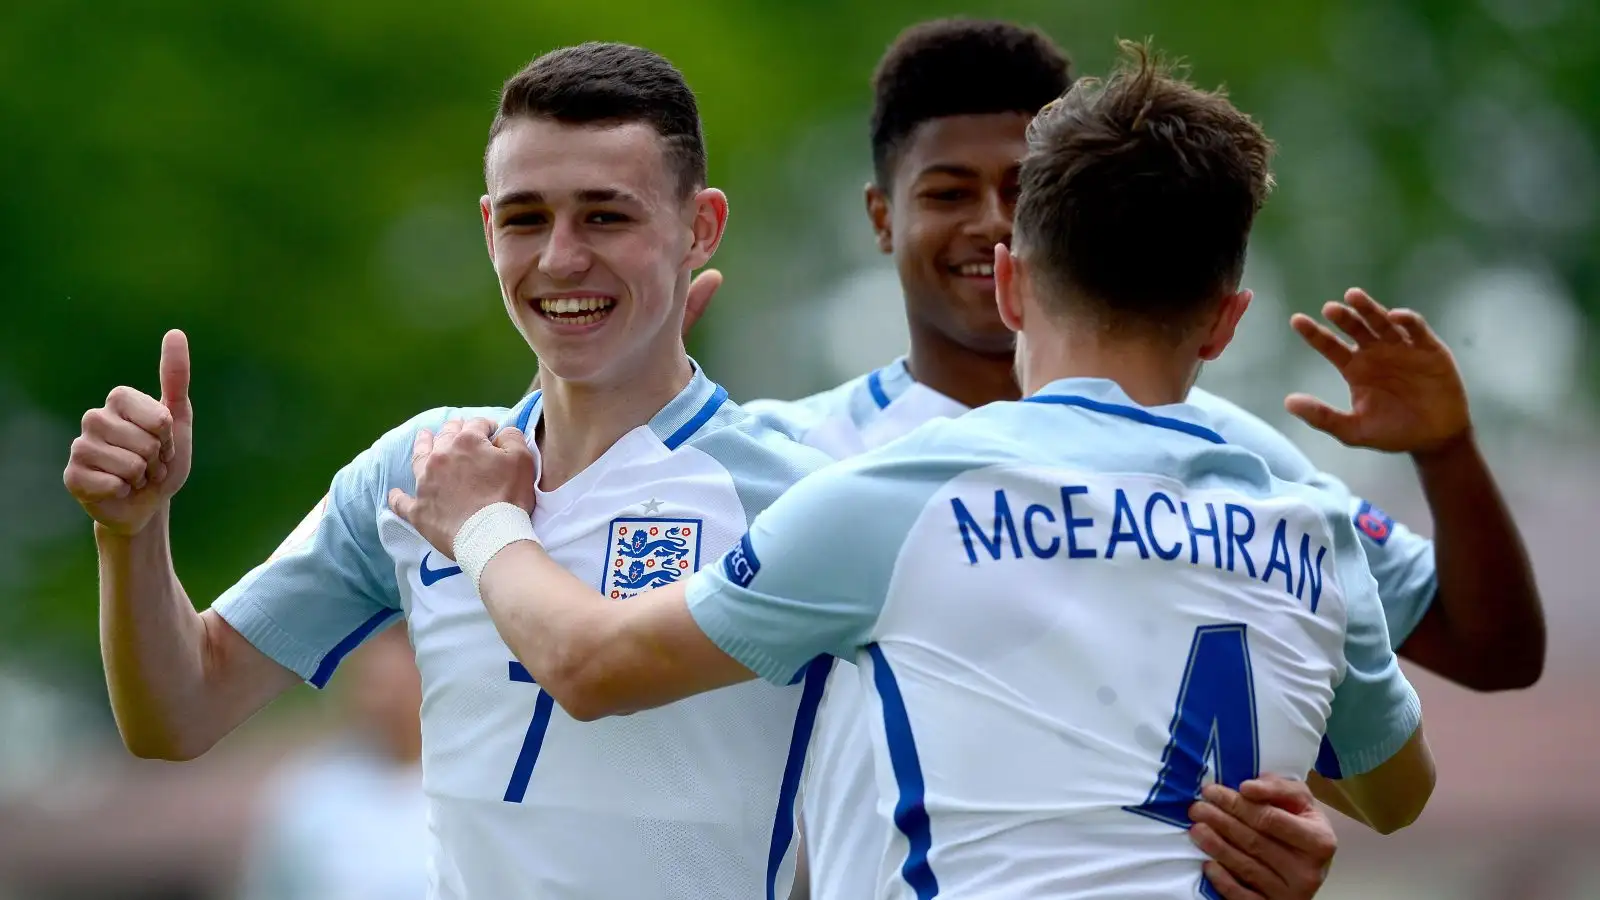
[539,218,592,282]
[969,187,1012,248]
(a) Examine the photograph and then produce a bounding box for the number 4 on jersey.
[1125,624,1261,827]
[1125,624,1260,899]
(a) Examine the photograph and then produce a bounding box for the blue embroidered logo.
[602,517,703,599]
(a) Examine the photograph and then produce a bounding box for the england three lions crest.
[603,517,703,600]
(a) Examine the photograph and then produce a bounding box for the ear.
[480,195,496,262]
[1198,289,1252,361]
[994,244,1026,333]
[865,182,893,255]
[685,188,730,270]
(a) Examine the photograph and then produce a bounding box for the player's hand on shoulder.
[64,330,195,536]
[388,418,535,556]
[1285,288,1471,456]
[1188,775,1336,900]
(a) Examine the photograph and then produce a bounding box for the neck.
[905,320,1022,409]
[537,348,694,490]
[1019,322,1196,407]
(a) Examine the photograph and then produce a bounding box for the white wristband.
[452,502,539,593]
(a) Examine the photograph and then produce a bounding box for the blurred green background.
[5,0,1598,672]
[3,1,1599,897]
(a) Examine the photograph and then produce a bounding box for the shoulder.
[738,374,870,443]
[1187,387,1317,482]
[349,403,518,496]
[807,415,1008,506]
[675,397,837,521]
[690,398,836,475]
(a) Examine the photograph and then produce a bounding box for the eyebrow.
[914,162,1022,182]
[914,164,980,181]
[493,188,644,208]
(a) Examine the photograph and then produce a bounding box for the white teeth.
[956,263,995,277]
[538,296,616,316]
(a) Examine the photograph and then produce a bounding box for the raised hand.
[1286,289,1471,456]
[64,330,195,536]
[388,418,537,556]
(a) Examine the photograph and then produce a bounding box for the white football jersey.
[743,360,1436,899]
[214,366,834,899]
[696,377,1422,898]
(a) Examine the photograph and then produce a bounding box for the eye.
[921,188,969,203]
[502,212,547,227]
[588,211,631,225]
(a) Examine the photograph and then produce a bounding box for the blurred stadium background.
[2,0,1598,897]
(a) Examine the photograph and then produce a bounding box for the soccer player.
[62,43,833,899]
[392,40,1436,898]
[703,18,1536,900]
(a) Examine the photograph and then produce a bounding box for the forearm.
[1306,772,1369,829]
[1308,727,1435,835]
[96,506,213,759]
[477,541,748,719]
[1406,434,1544,688]
[478,541,623,720]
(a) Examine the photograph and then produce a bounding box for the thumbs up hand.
[65,330,196,536]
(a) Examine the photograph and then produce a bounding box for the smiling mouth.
[949,262,995,278]
[537,296,616,326]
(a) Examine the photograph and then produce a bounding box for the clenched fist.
[64,330,195,536]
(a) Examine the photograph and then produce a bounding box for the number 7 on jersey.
[504,661,556,803]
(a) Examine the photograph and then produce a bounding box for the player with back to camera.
[63,42,834,900]
[652,19,1538,899]
[394,40,1438,899]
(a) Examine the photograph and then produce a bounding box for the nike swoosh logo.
[419,552,462,586]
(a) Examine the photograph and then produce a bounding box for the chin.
[954,310,1016,356]
[522,343,613,386]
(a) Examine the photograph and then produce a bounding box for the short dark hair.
[488,42,707,197]
[1014,40,1275,339]
[870,19,1072,187]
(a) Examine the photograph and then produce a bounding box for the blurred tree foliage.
[2,0,1596,680]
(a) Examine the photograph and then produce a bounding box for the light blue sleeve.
[210,407,459,687]
[1192,388,1439,648]
[685,405,838,527]
[1313,505,1423,779]
[1339,492,1437,647]
[684,460,926,685]
[738,397,816,444]
[738,377,861,452]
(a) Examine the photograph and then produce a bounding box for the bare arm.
[68,333,300,760]
[97,511,298,760]
[1397,437,1544,690]
[476,540,754,721]
[1308,724,1435,835]
[1287,292,1544,691]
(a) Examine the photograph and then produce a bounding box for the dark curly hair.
[870,19,1072,187]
